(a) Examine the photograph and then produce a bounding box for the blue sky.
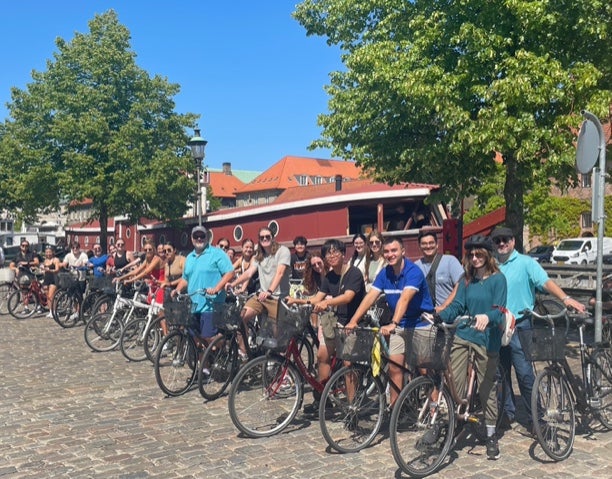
[0,1,343,172]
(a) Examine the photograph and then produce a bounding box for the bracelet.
[266,289,273,294]
[561,295,571,303]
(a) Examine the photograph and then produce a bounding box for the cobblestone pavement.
[1,312,611,479]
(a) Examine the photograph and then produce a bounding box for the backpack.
[495,305,516,346]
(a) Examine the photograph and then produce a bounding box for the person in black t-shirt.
[290,235,311,280]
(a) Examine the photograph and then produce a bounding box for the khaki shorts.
[388,326,434,359]
[244,296,279,320]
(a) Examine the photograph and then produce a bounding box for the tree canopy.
[0,10,198,249]
[294,0,611,250]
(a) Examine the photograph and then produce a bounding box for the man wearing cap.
[491,225,585,432]
[173,226,235,345]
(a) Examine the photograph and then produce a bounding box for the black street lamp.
[188,128,208,226]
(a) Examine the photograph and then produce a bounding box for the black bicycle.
[522,308,612,461]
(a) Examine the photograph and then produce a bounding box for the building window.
[312,176,323,185]
[296,175,308,186]
[233,225,243,243]
[581,212,593,229]
[581,173,592,188]
[125,228,132,238]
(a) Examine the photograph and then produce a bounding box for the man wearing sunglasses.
[173,226,235,345]
[491,226,585,434]
[9,241,40,277]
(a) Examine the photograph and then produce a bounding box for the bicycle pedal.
[588,397,601,408]
[467,415,480,424]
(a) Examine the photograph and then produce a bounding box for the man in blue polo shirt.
[173,225,235,345]
[347,237,434,407]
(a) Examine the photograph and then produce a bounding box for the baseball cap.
[490,226,514,240]
[191,225,207,236]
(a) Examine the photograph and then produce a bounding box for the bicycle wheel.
[319,364,384,453]
[199,333,238,401]
[144,316,165,363]
[84,311,125,352]
[531,367,575,461]
[0,282,16,315]
[228,355,303,438]
[390,376,456,478]
[91,294,113,317]
[80,291,102,325]
[297,334,316,374]
[51,290,81,328]
[120,314,149,362]
[8,289,38,319]
[591,349,612,430]
[155,330,197,396]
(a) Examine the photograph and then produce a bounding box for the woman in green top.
[438,234,507,460]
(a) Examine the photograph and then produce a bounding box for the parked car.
[528,245,554,263]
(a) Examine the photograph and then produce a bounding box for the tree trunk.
[99,204,108,253]
[503,154,525,253]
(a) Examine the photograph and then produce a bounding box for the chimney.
[335,174,342,191]
[222,162,232,175]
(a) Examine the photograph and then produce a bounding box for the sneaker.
[303,400,320,415]
[486,435,500,460]
[69,312,79,321]
[46,312,54,318]
[420,422,441,445]
[498,413,513,431]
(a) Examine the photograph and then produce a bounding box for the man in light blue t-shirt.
[492,226,585,433]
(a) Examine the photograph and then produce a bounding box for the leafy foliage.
[0,10,198,247]
[294,0,611,249]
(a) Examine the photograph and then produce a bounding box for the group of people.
[9,224,587,462]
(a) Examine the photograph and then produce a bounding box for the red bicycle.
[8,266,49,319]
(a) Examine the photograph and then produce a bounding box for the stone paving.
[1,312,611,479]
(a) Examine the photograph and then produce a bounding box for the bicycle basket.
[518,326,566,361]
[18,273,32,288]
[334,327,375,363]
[57,271,77,290]
[163,297,194,326]
[257,304,310,350]
[212,301,242,331]
[90,276,113,291]
[407,327,449,370]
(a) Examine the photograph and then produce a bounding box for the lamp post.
[188,128,208,226]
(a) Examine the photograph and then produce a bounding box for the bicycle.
[119,282,165,362]
[0,268,19,315]
[154,290,212,397]
[227,300,324,438]
[8,266,49,319]
[388,315,508,477]
[50,268,89,328]
[522,308,612,461]
[83,280,147,352]
[197,291,260,400]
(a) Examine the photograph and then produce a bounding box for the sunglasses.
[144,248,154,252]
[164,248,174,253]
[470,252,486,259]
[192,234,206,240]
[21,244,28,248]
[219,244,229,250]
[259,235,272,241]
[369,240,381,245]
[493,237,511,245]
[116,243,124,247]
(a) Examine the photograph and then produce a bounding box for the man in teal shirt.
[492,226,585,432]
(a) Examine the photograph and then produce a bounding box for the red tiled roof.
[236,156,362,194]
[208,171,245,199]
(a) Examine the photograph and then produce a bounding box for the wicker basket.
[257,304,310,350]
[164,298,194,326]
[0,267,15,283]
[334,327,376,363]
[406,328,450,371]
[57,272,77,290]
[518,326,566,362]
[212,301,242,331]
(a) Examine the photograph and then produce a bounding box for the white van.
[551,237,612,265]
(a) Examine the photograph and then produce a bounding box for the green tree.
[294,0,611,251]
[0,10,198,249]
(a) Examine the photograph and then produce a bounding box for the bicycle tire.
[389,376,456,478]
[199,333,239,401]
[8,289,38,319]
[144,316,165,363]
[154,330,197,397]
[91,294,114,317]
[51,290,81,328]
[531,367,575,461]
[296,334,316,375]
[120,314,149,362]
[84,311,125,352]
[319,364,385,453]
[228,355,303,438]
[80,291,102,325]
[0,282,16,315]
[590,349,612,430]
